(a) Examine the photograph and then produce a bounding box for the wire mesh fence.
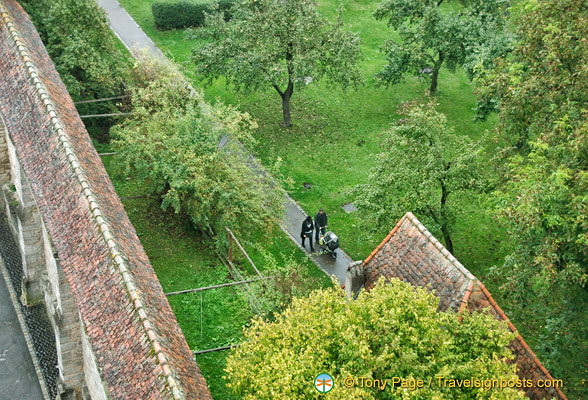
[0,214,59,399]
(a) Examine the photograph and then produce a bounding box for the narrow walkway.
[96,0,165,59]
[0,264,45,400]
[96,0,354,283]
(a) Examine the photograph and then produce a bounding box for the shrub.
[226,278,523,399]
[112,55,284,248]
[152,0,234,30]
[19,0,130,142]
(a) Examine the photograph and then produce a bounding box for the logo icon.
[314,373,334,393]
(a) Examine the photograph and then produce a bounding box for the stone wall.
[0,116,104,399]
[81,323,108,400]
[3,127,44,298]
[0,116,10,185]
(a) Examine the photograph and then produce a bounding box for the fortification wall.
[0,116,105,399]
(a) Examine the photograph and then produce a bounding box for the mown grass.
[117,0,504,279]
[112,0,533,396]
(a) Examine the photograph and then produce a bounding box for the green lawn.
[117,0,504,278]
[99,0,588,397]
[110,0,536,396]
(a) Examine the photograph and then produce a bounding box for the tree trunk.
[439,167,453,254]
[430,67,440,93]
[281,43,295,127]
[441,225,454,255]
[281,81,293,127]
[430,51,444,93]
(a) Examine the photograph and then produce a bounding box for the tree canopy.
[20,0,129,141]
[353,100,481,254]
[20,0,126,98]
[192,0,363,127]
[374,0,511,92]
[475,0,588,319]
[225,278,522,399]
[111,55,284,245]
[475,0,588,395]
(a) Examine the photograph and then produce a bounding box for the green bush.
[152,0,234,30]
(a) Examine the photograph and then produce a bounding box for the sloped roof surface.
[0,1,211,398]
[363,212,475,311]
[363,212,566,400]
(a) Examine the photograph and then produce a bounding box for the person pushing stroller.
[314,208,327,244]
[300,216,315,252]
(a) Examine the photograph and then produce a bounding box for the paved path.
[281,196,353,283]
[96,0,354,283]
[0,264,44,400]
[96,0,165,59]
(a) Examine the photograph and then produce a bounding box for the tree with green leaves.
[225,278,522,399]
[475,1,588,394]
[192,0,363,127]
[353,100,481,254]
[373,0,511,93]
[112,55,284,245]
[20,0,129,140]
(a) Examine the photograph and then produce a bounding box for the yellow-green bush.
[226,278,524,399]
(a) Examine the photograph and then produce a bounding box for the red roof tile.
[363,212,475,311]
[362,212,566,400]
[0,1,211,398]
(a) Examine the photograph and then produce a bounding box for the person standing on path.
[300,216,315,252]
[314,208,328,243]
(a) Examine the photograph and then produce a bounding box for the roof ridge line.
[0,4,182,398]
[363,213,406,265]
[477,283,567,399]
[457,278,476,313]
[404,212,477,281]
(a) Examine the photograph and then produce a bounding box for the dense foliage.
[475,0,588,395]
[111,56,284,245]
[152,0,234,30]
[373,0,511,92]
[19,0,129,141]
[247,245,331,319]
[226,278,522,399]
[354,100,481,254]
[192,0,363,126]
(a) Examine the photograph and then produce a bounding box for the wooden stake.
[225,227,263,278]
[164,277,268,296]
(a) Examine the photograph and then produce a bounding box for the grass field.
[117,0,504,279]
[108,0,536,397]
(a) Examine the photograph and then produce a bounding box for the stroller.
[319,231,339,259]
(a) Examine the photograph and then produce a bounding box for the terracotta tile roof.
[0,1,211,398]
[362,212,566,400]
[363,212,475,311]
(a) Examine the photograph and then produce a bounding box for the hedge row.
[152,0,234,30]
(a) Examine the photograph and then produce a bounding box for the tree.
[475,0,588,151]
[373,0,511,93]
[20,0,129,140]
[225,278,523,399]
[474,1,588,395]
[353,100,481,254]
[475,0,588,316]
[192,0,363,127]
[112,55,284,244]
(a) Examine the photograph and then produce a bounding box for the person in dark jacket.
[300,216,314,252]
[314,208,328,243]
